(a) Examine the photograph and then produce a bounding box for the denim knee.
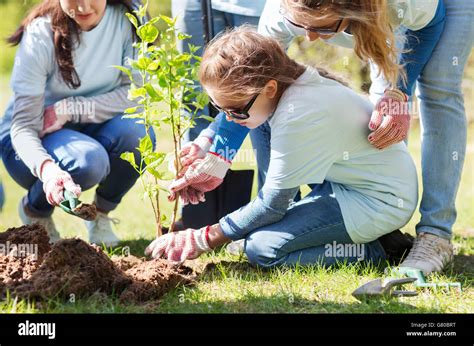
[244,232,283,268]
[66,142,110,190]
[116,117,157,154]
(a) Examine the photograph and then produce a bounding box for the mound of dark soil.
[0,224,195,303]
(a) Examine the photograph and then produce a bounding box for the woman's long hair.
[8,0,139,89]
[282,0,405,87]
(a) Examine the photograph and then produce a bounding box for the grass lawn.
[0,75,473,313]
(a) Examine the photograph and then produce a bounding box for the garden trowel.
[352,267,462,301]
[59,189,97,221]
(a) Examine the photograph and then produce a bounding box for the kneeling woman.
[146,27,418,267]
[0,0,154,245]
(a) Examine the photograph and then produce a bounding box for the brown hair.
[8,0,138,89]
[282,0,404,87]
[200,26,348,102]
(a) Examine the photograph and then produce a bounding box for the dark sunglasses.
[283,15,343,35]
[209,94,259,120]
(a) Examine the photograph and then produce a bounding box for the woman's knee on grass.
[244,230,288,268]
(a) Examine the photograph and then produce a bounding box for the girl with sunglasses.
[146,27,417,268]
[168,0,474,275]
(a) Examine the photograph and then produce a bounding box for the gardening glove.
[368,88,410,150]
[40,160,82,206]
[180,136,213,168]
[180,186,206,206]
[168,152,231,203]
[40,100,72,137]
[145,226,212,263]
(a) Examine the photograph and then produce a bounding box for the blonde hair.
[200,26,347,102]
[282,0,405,87]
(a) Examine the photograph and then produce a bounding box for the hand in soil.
[145,227,211,263]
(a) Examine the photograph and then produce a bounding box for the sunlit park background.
[0,0,472,313]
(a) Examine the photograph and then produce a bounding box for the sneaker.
[226,239,245,256]
[398,233,454,275]
[378,229,414,264]
[85,212,120,247]
[18,196,61,244]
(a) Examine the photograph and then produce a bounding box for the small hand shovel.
[59,190,97,221]
[352,277,418,301]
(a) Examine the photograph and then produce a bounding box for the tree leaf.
[144,83,163,102]
[160,15,177,26]
[126,13,138,29]
[178,32,192,41]
[158,75,169,88]
[139,135,154,154]
[120,152,138,170]
[124,106,140,114]
[138,24,159,43]
[112,65,133,82]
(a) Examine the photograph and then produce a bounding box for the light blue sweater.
[0,4,138,177]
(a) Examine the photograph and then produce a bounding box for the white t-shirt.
[266,67,418,243]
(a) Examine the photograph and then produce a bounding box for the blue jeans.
[243,180,387,268]
[0,179,4,211]
[172,0,261,142]
[1,116,155,217]
[369,0,474,240]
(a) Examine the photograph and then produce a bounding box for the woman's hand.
[180,136,212,167]
[145,226,212,263]
[368,89,410,149]
[40,101,72,137]
[168,152,231,203]
[40,160,81,206]
[178,186,206,206]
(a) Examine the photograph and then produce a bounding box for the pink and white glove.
[179,186,206,206]
[368,88,410,150]
[40,100,72,138]
[168,152,231,203]
[40,160,82,206]
[144,226,212,263]
[180,136,213,168]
